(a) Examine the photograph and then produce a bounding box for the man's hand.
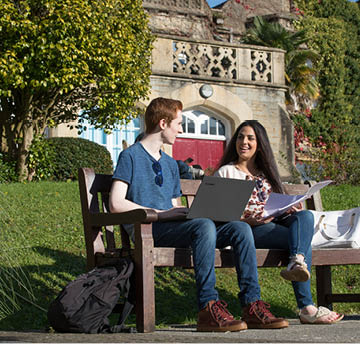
[157,207,189,221]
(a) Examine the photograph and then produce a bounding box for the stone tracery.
[173,40,273,83]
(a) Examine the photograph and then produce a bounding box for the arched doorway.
[173,109,228,172]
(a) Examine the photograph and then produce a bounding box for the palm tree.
[242,16,320,110]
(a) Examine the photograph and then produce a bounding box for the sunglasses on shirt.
[152,161,163,187]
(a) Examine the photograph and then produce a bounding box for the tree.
[242,16,319,110]
[0,0,154,180]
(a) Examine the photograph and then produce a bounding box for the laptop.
[186,176,256,222]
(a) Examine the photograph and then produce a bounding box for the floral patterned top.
[214,163,272,219]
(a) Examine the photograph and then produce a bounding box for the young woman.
[214,120,343,324]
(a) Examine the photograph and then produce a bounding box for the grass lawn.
[0,181,359,330]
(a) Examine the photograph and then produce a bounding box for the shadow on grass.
[0,246,86,331]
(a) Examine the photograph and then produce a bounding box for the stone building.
[50,0,297,181]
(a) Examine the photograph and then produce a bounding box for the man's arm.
[109,179,146,213]
[109,179,188,220]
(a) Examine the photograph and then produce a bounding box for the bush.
[36,137,113,181]
[0,153,17,183]
[27,135,56,181]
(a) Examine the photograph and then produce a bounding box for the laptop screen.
[186,176,255,222]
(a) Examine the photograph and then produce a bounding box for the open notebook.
[263,180,332,219]
[186,176,255,222]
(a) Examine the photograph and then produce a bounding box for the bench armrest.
[89,208,158,226]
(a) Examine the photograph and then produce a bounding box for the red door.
[173,138,226,172]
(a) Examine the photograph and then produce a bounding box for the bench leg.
[315,265,333,310]
[134,223,156,333]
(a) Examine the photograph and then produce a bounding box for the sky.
[206,0,358,8]
[206,0,227,8]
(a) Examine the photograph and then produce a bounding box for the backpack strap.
[101,300,135,333]
[116,300,134,327]
[99,257,136,334]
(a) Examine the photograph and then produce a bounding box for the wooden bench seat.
[78,167,360,333]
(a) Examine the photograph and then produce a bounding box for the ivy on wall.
[293,0,360,184]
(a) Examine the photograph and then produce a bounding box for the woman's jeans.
[252,210,315,309]
[153,218,260,310]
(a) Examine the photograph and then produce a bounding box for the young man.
[109,97,288,331]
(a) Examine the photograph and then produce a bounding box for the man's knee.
[189,218,217,241]
[228,221,254,242]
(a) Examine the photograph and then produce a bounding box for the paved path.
[0,316,359,343]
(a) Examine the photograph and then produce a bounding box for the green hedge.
[3,137,114,182]
[45,137,113,180]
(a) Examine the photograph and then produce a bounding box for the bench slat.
[312,248,360,265]
[152,248,360,267]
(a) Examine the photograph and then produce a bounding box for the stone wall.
[143,0,214,40]
[143,0,296,43]
[142,1,297,179]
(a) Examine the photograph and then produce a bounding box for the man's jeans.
[153,218,260,310]
[252,210,315,308]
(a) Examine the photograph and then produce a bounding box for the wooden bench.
[78,167,360,333]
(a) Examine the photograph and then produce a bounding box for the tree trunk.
[17,123,34,182]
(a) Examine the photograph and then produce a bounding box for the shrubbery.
[2,136,115,182]
[293,0,360,184]
[46,137,113,181]
[27,135,57,181]
[27,137,113,181]
[0,153,17,183]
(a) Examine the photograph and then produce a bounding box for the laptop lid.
[186,176,255,222]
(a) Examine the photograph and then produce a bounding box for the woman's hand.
[292,202,303,212]
[287,202,303,214]
[157,207,189,221]
[242,215,274,226]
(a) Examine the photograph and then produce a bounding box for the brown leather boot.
[197,300,248,332]
[242,300,289,329]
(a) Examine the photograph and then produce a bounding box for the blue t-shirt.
[113,142,181,210]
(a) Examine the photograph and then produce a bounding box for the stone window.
[180,110,226,140]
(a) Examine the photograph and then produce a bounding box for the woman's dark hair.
[217,120,284,193]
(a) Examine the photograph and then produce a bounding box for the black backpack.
[47,257,135,334]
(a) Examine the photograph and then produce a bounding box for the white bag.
[310,207,360,249]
